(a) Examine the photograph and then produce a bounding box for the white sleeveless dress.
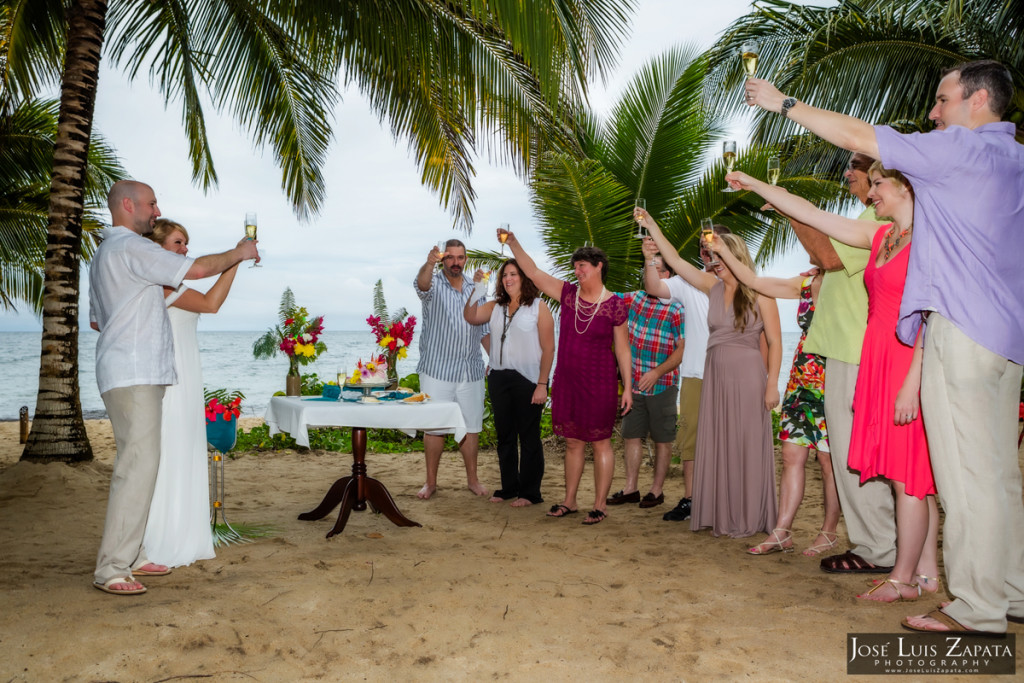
[143,291,215,566]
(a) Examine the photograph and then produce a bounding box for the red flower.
[779,429,790,441]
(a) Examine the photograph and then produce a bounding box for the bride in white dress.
[143,219,241,567]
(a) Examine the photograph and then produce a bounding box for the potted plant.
[205,389,244,453]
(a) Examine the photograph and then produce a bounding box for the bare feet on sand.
[467,481,488,496]
[416,484,437,499]
[510,498,533,507]
[489,495,506,503]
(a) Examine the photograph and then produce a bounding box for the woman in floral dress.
[710,240,841,555]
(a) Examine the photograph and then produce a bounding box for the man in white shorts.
[413,239,490,499]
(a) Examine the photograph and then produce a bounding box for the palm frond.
[0,0,66,103]
[372,279,389,321]
[0,97,125,314]
[277,287,296,321]
[601,46,724,211]
[106,0,338,218]
[706,0,1024,159]
[530,151,639,291]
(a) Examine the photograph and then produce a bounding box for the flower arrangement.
[205,392,243,422]
[366,279,416,382]
[253,287,327,377]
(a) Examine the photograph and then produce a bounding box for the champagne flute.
[701,217,719,267]
[498,222,510,256]
[634,198,647,238]
[740,41,760,79]
[722,141,738,192]
[767,157,781,185]
[435,240,446,268]
[244,212,260,267]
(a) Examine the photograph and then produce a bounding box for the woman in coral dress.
[502,229,633,526]
[726,165,939,603]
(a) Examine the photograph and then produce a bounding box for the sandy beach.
[1,417,1020,681]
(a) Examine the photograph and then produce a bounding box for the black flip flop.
[546,504,578,518]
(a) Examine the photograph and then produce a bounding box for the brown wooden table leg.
[301,426,420,538]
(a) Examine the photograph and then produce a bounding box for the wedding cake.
[349,356,388,384]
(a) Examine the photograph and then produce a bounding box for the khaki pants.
[94,385,165,585]
[824,358,897,566]
[921,314,1024,631]
[674,378,701,462]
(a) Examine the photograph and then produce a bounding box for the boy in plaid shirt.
[606,255,684,509]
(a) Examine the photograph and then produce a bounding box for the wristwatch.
[781,97,798,119]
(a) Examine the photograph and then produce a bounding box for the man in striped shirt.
[413,239,491,499]
[606,255,684,509]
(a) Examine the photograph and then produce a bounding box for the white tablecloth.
[264,397,468,448]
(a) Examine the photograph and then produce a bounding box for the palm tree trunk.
[21,0,107,463]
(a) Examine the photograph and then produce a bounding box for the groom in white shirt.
[90,180,258,595]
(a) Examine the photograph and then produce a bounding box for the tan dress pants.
[921,314,1024,631]
[94,385,165,585]
[824,358,897,566]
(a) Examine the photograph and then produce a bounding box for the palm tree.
[0,98,125,313]
[705,0,1024,178]
[5,0,633,461]
[498,45,836,292]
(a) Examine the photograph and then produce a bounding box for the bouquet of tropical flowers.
[253,287,327,376]
[366,280,416,381]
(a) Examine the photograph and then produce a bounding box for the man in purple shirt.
[743,60,1024,634]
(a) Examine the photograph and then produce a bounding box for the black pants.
[488,369,545,503]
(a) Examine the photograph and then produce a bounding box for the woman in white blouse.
[465,260,555,506]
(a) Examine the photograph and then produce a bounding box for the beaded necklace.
[882,223,912,261]
[499,302,519,364]
[574,285,607,335]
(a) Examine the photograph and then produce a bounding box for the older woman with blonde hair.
[639,212,783,539]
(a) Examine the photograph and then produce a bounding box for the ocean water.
[1,329,801,421]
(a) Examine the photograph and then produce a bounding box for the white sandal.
[802,529,839,557]
[93,576,146,595]
[747,528,793,555]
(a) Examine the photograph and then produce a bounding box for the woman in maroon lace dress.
[502,229,633,525]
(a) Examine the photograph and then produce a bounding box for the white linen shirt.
[487,299,543,382]
[662,275,710,380]
[89,226,193,394]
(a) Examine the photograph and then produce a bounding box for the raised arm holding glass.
[724,166,938,604]
[743,59,1023,634]
[638,209,782,539]
[499,228,632,526]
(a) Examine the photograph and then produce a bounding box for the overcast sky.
[2,0,814,333]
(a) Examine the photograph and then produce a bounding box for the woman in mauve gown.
[639,210,783,539]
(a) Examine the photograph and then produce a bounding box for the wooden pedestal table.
[264,396,468,537]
